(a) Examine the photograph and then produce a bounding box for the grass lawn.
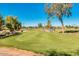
[0,31,79,55]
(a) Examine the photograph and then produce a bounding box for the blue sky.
[0,3,79,26]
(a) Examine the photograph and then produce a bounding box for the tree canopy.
[45,3,72,32]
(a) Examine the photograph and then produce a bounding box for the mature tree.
[38,23,43,28]
[45,3,72,33]
[17,22,22,30]
[12,16,18,30]
[0,15,5,30]
[6,16,13,30]
[12,16,22,30]
[46,20,52,29]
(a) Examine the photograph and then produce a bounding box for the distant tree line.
[65,25,79,29]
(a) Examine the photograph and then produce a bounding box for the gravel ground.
[0,47,43,56]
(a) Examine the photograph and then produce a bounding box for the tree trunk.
[0,23,2,31]
[59,17,65,33]
[61,24,64,33]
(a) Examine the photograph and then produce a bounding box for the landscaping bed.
[0,30,21,39]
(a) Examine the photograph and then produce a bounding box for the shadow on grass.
[46,50,71,56]
[75,50,79,55]
[59,30,79,33]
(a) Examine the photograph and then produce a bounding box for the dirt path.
[0,47,43,56]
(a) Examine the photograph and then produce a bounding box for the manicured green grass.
[0,31,79,55]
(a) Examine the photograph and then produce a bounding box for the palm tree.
[45,3,72,33]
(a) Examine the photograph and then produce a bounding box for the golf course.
[0,31,79,56]
[0,3,79,56]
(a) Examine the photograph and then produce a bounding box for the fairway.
[0,32,79,55]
